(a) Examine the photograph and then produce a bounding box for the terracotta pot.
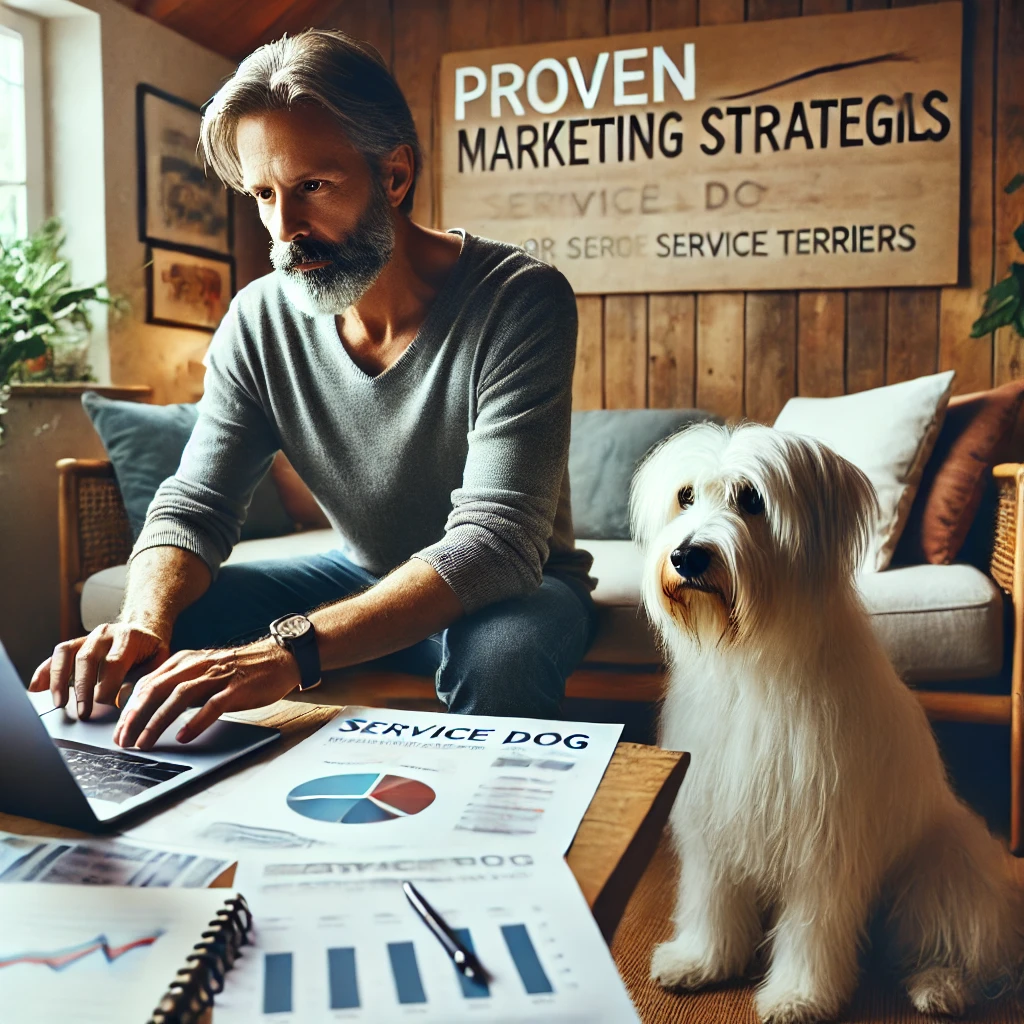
[20,353,50,374]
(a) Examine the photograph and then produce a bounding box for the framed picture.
[136,83,233,255]
[146,244,235,332]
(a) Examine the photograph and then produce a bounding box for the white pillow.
[773,371,955,572]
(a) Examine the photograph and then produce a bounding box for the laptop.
[0,641,281,832]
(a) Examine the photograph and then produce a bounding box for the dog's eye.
[677,486,694,510]
[737,486,764,516]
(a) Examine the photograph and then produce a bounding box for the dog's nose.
[670,545,712,578]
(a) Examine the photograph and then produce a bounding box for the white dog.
[629,422,1023,1024]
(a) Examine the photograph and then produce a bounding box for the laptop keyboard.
[55,740,191,804]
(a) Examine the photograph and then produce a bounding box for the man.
[31,30,596,749]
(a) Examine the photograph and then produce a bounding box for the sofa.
[57,405,1024,851]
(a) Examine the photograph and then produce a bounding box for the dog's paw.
[650,938,731,991]
[755,988,838,1024]
[905,967,970,1017]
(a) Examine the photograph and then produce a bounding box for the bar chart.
[328,947,359,1009]
[263,952,292,1014]
[217,848,640,1023]
[387,942,425,1005]
[259,920,553,1014]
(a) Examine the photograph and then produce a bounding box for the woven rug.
[611,836,1024,1024]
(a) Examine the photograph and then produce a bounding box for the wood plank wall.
[322,0,1022,422]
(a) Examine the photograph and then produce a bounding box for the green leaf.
[13,323,56,342]
[52,285,104,310]
[1006,173,1024,195]
[1015,223,1024,254]
[41,259,67,282]
[984,275,1019,308]
[971,306,1017,336]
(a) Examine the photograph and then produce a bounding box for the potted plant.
[0,218,122,442]
[972,173,1024,339]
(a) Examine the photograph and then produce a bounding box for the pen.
[402,880,491,983]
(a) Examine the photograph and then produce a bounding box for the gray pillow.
[569,409,719,540]
[81,392,294,542]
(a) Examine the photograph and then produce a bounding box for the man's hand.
[112,639,300,750]
[29,623,172,720]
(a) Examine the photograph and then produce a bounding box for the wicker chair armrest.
[991,464,1024,597]
[992,465,1024,851]
[57,458,133,640]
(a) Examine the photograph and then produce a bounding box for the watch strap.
[270,615,321,692]
[289,626,321,691]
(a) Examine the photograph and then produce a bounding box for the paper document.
[132,707,621,855]
[0,830,231,887]
[216,847,640,1023]
[0,884,238,1024]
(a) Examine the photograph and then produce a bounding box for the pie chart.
[286,772,436,824]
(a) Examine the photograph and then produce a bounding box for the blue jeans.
[171,550,598,719]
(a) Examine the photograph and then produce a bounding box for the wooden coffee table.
[0,698,688,941]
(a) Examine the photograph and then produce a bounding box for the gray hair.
[199,29,421,214]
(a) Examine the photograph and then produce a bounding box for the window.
[0,27,26,239]
[0,6,43,241]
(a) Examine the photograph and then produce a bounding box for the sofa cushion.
[573,541,1002,681]
[583,540,662,664]
[82,533,1003,685]
[569,409,717,540]
[857,564,1004,682]
[895,380,1024,566]
[774,371,955,572]
[81,392,294,542]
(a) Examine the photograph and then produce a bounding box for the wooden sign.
[438,4,962,294]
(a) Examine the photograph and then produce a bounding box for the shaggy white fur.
[629,422,1023,1024]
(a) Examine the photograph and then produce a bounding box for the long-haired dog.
[629,422,1023,1024]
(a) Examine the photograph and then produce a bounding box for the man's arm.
[313,559,463,671]
[31,292,281,715]
[413,262,579,612]
[121,546,214,638]
[113,558,463,750]
[132,301,282,575]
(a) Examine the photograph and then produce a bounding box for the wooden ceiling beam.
[135,0,195,20]
[122,0,270,57]
[224,0,341,59]
[191,0,260,44]
[126,0,389,65]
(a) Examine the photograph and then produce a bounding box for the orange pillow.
[895,380,1024,565]
[270,452,332,531]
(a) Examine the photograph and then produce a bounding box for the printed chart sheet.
[0,830,231,887]
[130,708,621,855]
[0,884,238,1024]
[217,847,640,1023]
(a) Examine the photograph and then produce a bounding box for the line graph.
[0,930,164,971]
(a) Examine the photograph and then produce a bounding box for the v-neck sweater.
[131,231,595,613]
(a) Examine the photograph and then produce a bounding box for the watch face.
[274,614,311,641]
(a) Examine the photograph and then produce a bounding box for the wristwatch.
[269,613,322,692]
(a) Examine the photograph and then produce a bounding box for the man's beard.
[271,181,395,317]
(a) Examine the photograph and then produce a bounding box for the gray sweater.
[132,231,594,613]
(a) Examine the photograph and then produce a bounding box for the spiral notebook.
[0,883,251,1024]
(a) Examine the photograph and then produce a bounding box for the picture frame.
[146,244,235,332]
[136,83,233,256]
